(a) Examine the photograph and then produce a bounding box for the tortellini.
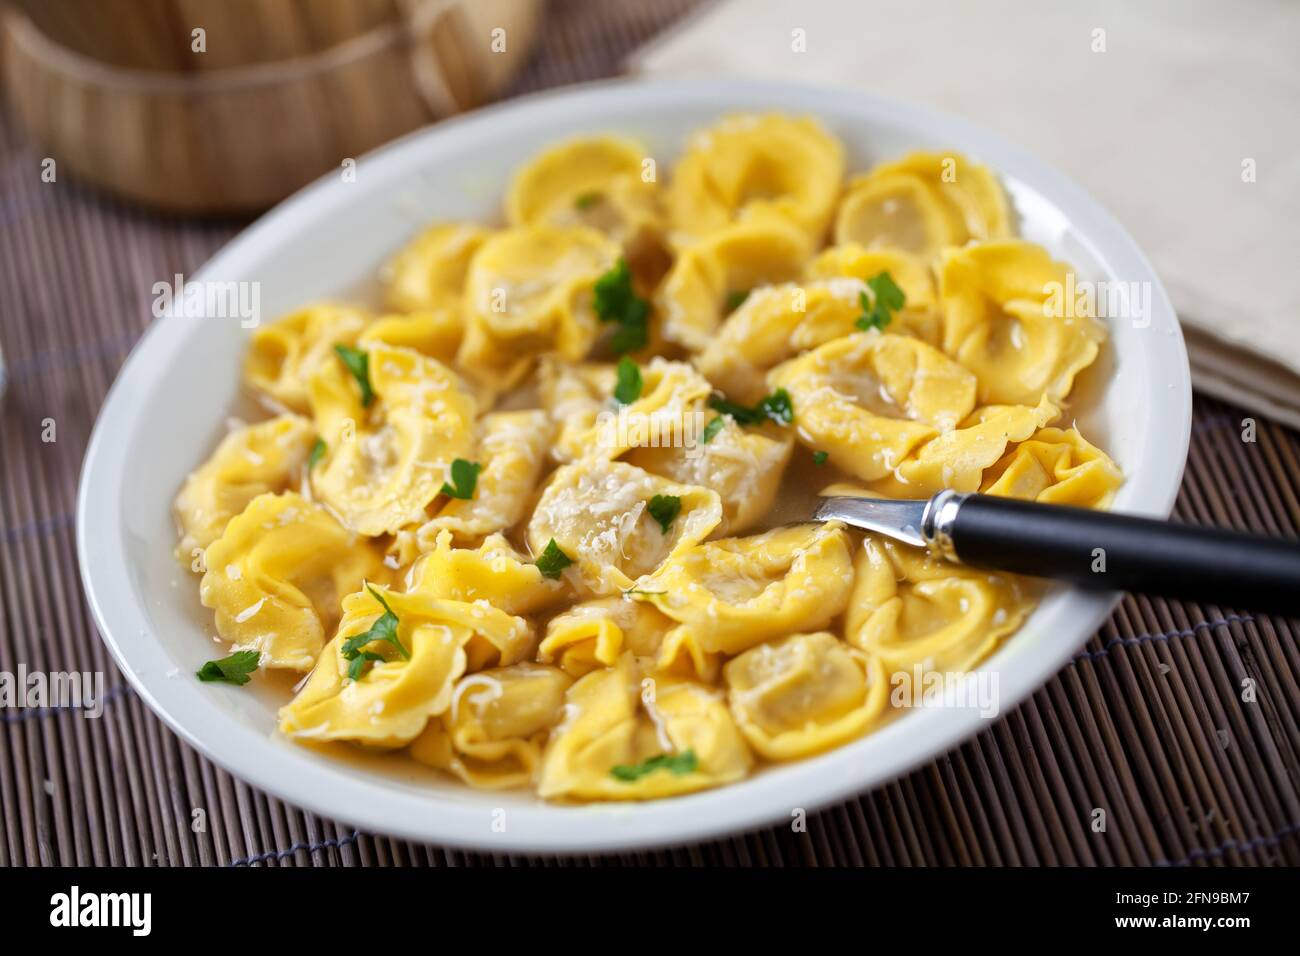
[724,632,887,760]
[667,113,844,247]
[770,332,978,482]
[310,343,478,535]
[537,656,752,800]
[405,530,566,618]
[179,115,1125,805]
[415,410,553,546]
[527,459,723,595]
[835,150,1012,261]
[199,492,386,670]
[358,309,463,366]
[981,425,1122,508]
[381,223,490,313]
[279,584,533,747]
[655,218,808,351]
[457,224,620,387]
[245,303,370,413]
[939,240,1105,405]
[625,416,793,536]
[409,664,572,789]
[845,537,1032,677]
[506,136,659,249]
[635,523,854,655]
[173,414,315,564]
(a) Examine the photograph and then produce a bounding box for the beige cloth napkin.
[630,0,1300,428]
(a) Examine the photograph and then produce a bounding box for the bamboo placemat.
[2,0,1298,867]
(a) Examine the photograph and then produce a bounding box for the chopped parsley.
[725,289,750,312]
[613,355,643,405]
[333,343,375,406]
[708,388,793,427]
[611,749,699,782]
[622,588,666,597]
[196,650,260,686]
[813,450,829,466]
[593,259,650,354]
[574,191,601,210]
[307,438,327,470]
[536,539,574,579]
[440,458,481,500]
[702,415,725,444]
[340,585,409,680]
[647,494,681,534]
[855,270,906,331]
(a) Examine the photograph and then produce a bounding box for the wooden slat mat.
[2,0,1298,867]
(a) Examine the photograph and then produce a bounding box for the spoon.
[814,490,1300,616]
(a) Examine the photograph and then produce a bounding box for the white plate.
[77,77,1191,853]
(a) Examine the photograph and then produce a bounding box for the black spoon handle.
[940,493,1300,616]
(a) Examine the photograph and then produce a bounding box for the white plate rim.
[77,75,1192,854]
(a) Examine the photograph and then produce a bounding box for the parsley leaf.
[813,450,829,466]
[574,191,601,210]
[340,585,409,678]
[536,539,573,579]
[440,458,481,500]
[855,270,906,332]
[608,312,649,354]
[333,343,375,407]
[725,289,750,312]
[708,388,794,427]
[757,388,793,425]
[196,650,260,686]
[647,494,681,534]
[611,749,699,782]
[308,438,327,470]
[594,259,650,354]
[702,415,725,444]
[613,355,643,405]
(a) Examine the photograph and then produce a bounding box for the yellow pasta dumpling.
[405,529,566,618]
[724,632,887,760]
[457,225,621,387]
[409,663,572,789]
[625,415,793,536]
[415,410,553,546]
[940,240,1106,405]
[381,223,490,313]
[562,357,714,461]
[538,656,752,800]
[655,217,808,351]
[845,537,1031,678]
[696,281,865,404]
[806,243,941,343]
[199,492,386,671]
[635,523,854,655]
[244,303,370,413]
[506,136,658,248]
[358,309,463,366]
[769,332,978,482]
[173,414,315,565]
[310,343,477,536]
[838,396,1060,499]
[981,425,1122,508]
[279,585,534,747]
[539,359,617,462]
[527,459,723,596]
[835,150,1011,261]
[666,113,845,247]
[539,596,676,678]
